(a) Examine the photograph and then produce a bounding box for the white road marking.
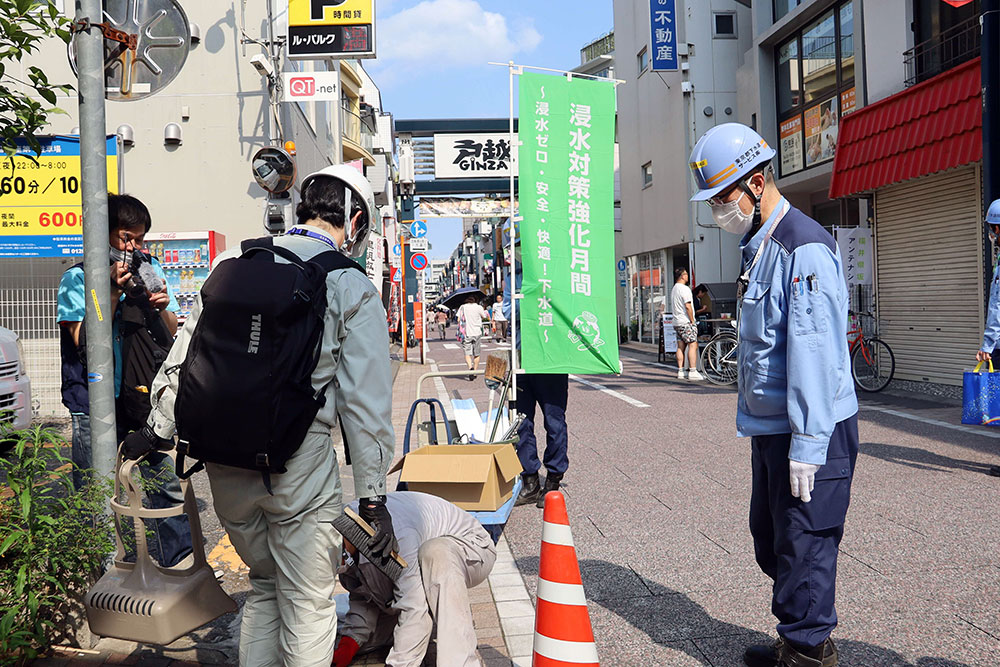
[858,404,1000,440]
[568,375,650,408]
[443,343,460,350]
[436,362,469,367]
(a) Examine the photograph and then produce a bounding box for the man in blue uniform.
[975,198,1000,478]
[689,124,859,667]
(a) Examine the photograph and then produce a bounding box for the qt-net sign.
[287,0,376,59]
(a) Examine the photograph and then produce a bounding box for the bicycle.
[700,322,739,386]
[848,311,895,392]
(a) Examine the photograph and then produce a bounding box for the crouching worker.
[333,491,497,667]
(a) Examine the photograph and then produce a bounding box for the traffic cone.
[532,491,599,667]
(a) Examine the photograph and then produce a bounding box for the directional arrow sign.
[392,243,401,256]
[410,252,428,271]
[410,220,428,238]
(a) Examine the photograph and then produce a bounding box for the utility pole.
[75,0,117,481]
[983,0,999,288]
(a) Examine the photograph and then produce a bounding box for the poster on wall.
[805,96,839,167]
[779,115,803,176]
[841,87,857,115]
[835,227,873,286]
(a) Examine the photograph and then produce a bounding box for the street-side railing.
[903,15,980,87]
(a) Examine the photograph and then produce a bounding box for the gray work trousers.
[418,535,496,667]
[208,429,343,667]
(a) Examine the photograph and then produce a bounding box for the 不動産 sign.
[517,72,619,375]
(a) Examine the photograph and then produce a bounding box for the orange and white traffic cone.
[532,490,599,667]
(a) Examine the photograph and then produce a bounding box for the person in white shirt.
[457,296,490,381]
[671,267,703,381]
[491,294,508,342]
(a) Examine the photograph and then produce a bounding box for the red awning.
[828,57,981,198]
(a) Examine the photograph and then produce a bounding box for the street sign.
[410,220,428,238]
[409,238,428,251]
[287,0,376,60]
[281,71,339,102]
[0,136,120,258]
[617,259,627,271]
[410,253,428,271]
[390,266,400,283]
[392,243,401,256]
[68,0,191,101]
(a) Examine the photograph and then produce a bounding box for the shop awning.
[828,57,981,198]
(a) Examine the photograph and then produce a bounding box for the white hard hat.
[300,164,376,258]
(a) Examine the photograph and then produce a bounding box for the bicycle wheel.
[701,334,739,386]
[851,337,895,392]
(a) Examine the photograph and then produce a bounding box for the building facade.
[741,0,986,386]
[614,0,753,343]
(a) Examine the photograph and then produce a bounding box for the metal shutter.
[874,165,983,386]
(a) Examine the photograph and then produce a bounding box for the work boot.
[515,472,541,506]
[743,638,782,667]
[536,472,563,508]
[779,638,838,667]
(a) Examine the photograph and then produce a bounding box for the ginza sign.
[433,133,518,179]
[281,70,339,103]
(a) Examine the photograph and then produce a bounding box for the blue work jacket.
[737,200,858,465]
[982,261,1000,353]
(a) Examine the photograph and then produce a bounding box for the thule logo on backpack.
[248,314,262,354]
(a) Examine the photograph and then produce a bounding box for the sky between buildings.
[366,0,615,259]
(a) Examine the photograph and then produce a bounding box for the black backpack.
[173,237,364,489]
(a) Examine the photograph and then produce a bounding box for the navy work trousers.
[749,413,859,649]
[515,373,569,477]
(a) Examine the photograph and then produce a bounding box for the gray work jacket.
[147,225,394,497]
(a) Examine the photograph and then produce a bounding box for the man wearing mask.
[975,199,1000,478]
[689,124,858,667]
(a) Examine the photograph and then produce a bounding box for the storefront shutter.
[874,165,984,386]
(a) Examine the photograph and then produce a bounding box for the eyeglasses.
[705,184,743,208]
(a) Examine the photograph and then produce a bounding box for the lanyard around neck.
[740,199,789,286]
[286,227,341,252]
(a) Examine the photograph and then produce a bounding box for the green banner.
[518,72,619,374]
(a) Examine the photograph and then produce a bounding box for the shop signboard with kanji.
[0,136,120,258]
[432,133,517,179]
[518,72,620,374]
[835,227,873,286]
[649,0,678,71]
[287,0,375,59]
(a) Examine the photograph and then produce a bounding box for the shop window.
[637,47,649,75]
[641,161,653,188]
[713,12,737,39]
[774,1,856,178]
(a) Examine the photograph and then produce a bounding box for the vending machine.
[143,231,226,326]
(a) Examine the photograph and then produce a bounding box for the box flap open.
[492,444,523,482]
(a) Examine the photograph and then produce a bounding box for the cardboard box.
[390,444,523,511]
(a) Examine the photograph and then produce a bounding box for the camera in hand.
[110,247,165,301]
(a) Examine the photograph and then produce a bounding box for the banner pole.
[508,61,519,405]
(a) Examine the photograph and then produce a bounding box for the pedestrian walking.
[435,308,448,340]
[671,267,703,381]
[333,491,496,667]
[975,198,1000,478]
[57,193,192,568]
[123,165,397,666]
[492,294,508,342]
[689,123,859,667]
[457,295,490,380]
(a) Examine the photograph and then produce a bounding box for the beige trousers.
[208,429,343,667]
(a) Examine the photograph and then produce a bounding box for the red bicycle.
[848,311,895,392]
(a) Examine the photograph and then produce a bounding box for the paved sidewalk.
[38,343,531,667]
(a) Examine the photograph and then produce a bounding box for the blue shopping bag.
[962,360,1000,426]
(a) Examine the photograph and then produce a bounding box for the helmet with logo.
[300,164,376,258]
[688,123,776,202]
[987,199,1000,226]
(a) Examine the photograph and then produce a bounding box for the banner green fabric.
[518,72,619,374]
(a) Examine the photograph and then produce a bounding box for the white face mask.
[711,190,754,236]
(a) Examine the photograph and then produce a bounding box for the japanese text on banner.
[650,0,678,71]
[518,72,619,375]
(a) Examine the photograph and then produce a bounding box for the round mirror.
[251,147,296,194]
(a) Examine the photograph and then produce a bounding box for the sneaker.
[677,369,685,380]
[688,370,705,381]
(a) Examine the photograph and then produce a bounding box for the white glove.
[789,460,822,503]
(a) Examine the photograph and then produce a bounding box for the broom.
[483,354,509,441]
[332,506,408,581]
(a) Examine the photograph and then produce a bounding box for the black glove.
[358,496,398,561]
[120,426,172,461]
